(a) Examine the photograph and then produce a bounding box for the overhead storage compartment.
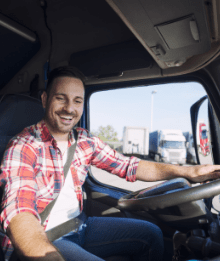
[70,39,153,78]
[106,0,211,68]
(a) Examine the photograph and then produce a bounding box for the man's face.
[41,76,84,140]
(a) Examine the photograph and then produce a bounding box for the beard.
[44,109,79,136]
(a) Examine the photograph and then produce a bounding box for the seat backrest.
[0,94,45,260]
[0,94,45,162]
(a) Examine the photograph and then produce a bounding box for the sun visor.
[106,0,211,69]
[155,15,200,50]
[70,40,153,78]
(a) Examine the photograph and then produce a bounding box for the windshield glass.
[162,141,185,149]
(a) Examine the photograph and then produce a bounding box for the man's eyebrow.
[54,93,84,99]
[54,92,66,96]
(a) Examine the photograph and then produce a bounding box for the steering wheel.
[118,178,220,212]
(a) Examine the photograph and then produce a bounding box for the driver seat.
[0,94,45,260]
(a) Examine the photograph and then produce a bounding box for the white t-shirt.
[45,150,80,231]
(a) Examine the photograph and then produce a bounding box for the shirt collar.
[36,120,75,148]
[68,129,75,146]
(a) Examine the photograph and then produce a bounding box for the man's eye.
[56,97,64,100]
[76,100,82,104]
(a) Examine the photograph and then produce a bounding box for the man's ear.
[41,91,47,109]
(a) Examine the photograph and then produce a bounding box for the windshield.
[162,141,185,149]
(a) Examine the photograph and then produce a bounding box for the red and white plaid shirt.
[0,120,140,259]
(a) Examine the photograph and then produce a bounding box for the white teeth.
[61,116,72,120]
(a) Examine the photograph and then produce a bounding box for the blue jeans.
[53,216,164,261]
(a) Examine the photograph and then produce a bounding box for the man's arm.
[136,160,220,183]
[1,140,64,260]
[7,212,64,261]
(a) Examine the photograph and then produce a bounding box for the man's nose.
[63,101,75,113]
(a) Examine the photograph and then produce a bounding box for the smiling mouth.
[60,116,73,121]
[59,115,74,124]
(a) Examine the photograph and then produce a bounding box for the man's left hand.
[185,164,220,183]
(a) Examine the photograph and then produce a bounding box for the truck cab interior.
[1,0,220,260]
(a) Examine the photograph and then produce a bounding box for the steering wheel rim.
[118,178,220,212]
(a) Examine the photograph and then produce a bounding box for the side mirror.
[190,95,213,165]
[190,95,214,164]
[191,95,220,212]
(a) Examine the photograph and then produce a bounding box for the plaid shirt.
[0,120,140,259]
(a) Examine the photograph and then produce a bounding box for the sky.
[89,81,208,140]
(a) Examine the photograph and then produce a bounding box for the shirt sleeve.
[0,138,40,232]
[90,134,141,182]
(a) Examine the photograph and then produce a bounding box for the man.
[1,66,220,261]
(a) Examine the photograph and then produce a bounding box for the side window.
[89,82,207,191]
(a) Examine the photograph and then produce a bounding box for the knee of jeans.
[152,226,164,256]
[142,223,164,248]
[152,224,163,241]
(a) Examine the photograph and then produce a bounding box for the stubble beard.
[44,110,78,136]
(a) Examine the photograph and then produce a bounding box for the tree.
[92,125,119,141]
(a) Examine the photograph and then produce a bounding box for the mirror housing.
[190,95,208,165]
[190,95,220,165]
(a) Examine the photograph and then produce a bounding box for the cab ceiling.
[0,0,135,66]
[0,0,220,89]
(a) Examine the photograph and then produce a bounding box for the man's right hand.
[7,212,65,261]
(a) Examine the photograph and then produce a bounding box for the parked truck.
[183,131,197,164]
[149,129,186,164]
[122,126,149,157]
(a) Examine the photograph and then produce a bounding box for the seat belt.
[9,129,82,261]
[40,128,78,224]
[46,211,86,241]
[43,128,88,241]
[42,129,88,242]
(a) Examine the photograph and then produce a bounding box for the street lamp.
[151,90,157,132]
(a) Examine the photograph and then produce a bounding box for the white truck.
[122,126,149,157]
[183,131,197,164]
[149,129,186,164]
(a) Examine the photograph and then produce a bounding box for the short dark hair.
[46,66,85,95]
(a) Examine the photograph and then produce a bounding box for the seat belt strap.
[46,211,86,242]
[40,129,78,224]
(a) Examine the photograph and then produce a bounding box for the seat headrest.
[0,94,45,161]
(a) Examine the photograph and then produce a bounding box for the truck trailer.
[149,129,186,164]
[122,127,149,157]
